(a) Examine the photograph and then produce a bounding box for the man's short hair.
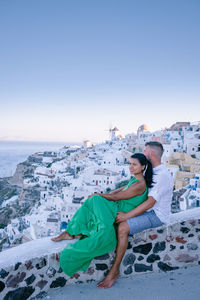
[145,141,164,158]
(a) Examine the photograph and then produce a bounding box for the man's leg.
[97,221,129,289]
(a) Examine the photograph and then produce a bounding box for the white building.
[184,128,200,159]
[91,168,121,190]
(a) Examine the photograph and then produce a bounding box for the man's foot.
[51,231,74,242]
[97,270,120,289]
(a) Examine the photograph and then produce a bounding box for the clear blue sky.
[0,0,200,143]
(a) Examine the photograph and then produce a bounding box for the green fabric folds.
[60,177,147,277]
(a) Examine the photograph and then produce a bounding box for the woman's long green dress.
[60,177,147,276]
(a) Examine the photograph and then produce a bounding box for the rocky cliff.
[0,156,40,229]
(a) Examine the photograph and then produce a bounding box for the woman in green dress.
[52,153,153,277]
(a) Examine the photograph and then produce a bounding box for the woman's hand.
[88,193,100,198]
[109,190,116,195]
[115,212,129,224]
[88,194,94,198]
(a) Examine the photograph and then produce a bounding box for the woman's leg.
[60,226,117,277]
[51,197,97,242]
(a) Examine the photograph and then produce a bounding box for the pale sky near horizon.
[0,0,200,143]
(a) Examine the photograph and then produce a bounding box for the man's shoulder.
[153,164,170,177]
[152,165,173,186]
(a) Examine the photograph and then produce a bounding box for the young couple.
[52,141,173,288]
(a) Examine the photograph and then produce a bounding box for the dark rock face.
[187,243,198,251]
[0,280,5,292]
[189,220,196,226]
[0,161,40,235]
[180,227,190,233]
[0,268,9,279]
[134,264,153,272]
[36,280,48,289]
[25,261,34,270]
[124,266,133,275]
[175,254,198,263]
[14,262,22,271]
[138,256,144,261]
[6,272,26,288]
[35,258,47,270]
[50,277,67,288]
[133,243,152,255]
[32,291,47,299]
[46,267,56,278]
[176,237,186,244]
[4,286,35,300]
[149,234,158,240]
[170,245,176,251]
[188,234,194,237]
[94,254,110,260]
[153,242,166,253]
[163,254,171,261]
[123,253,136,266]
[158,262,179,272]
[25,274,36,285]
[86,267,95,275]
[146,254,160,263]
[95,264,108,271]
[57,267,63,273]
[127,241,132,249]
[86,279,95,283]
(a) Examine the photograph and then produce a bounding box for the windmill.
[105,123,113,140]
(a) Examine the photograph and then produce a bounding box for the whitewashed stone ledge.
[0,208,200,300]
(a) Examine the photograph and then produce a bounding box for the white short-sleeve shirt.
[148,164,173,224]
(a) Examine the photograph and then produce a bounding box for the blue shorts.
[127,210,164,235]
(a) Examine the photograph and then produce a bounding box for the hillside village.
[0,121,200,252]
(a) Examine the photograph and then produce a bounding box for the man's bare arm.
[115,196,156,223]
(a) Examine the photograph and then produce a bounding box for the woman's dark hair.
[131,153,153,188]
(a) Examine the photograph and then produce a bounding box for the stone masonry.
[0,218,200,299]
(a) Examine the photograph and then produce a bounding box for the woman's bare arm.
[98,180,146,202]
[109,186,126,195]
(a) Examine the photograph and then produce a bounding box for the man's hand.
[115,212,128,224]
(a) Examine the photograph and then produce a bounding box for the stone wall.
[0,213,200,300]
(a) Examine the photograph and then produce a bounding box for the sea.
[0,141,79,178]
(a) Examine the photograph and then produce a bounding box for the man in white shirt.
[98,142,173,289]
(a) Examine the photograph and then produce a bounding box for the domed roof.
[138,124,149,132]
[112,127,119,131]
